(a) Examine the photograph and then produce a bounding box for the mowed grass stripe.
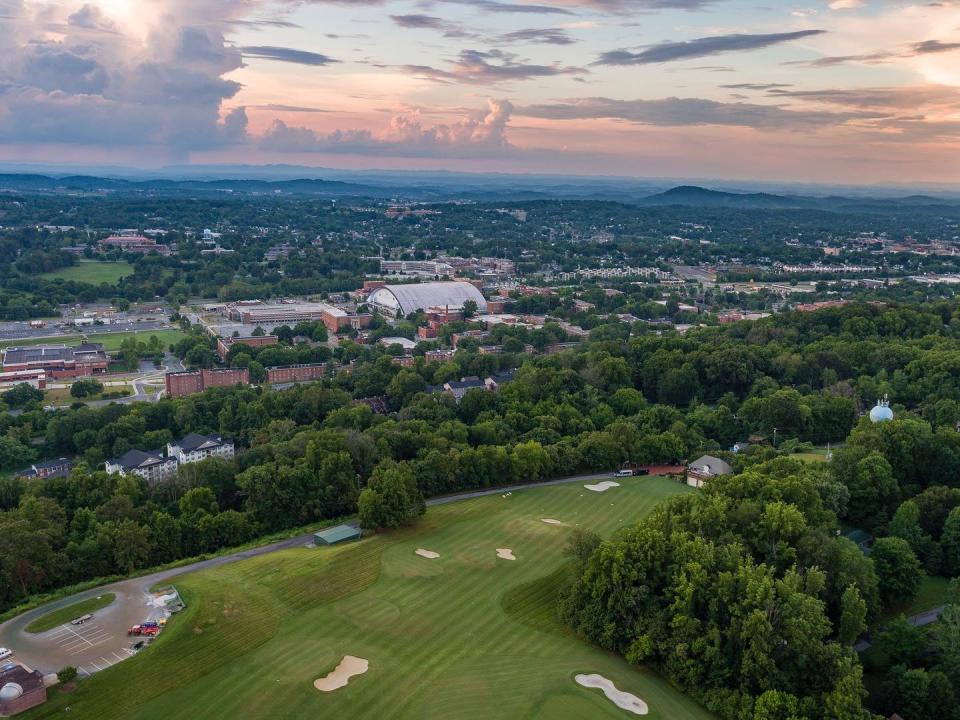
[28,478,707,720]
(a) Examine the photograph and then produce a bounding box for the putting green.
[27,477,714,720]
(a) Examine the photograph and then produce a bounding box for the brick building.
[216,335,279,361]
[266,363,327,384]
[0,664,47,716]
[227,301,372,333]
[165,368,249,397]
[98,235,172,255]
[0,368,47,390]
[1,344,108,379]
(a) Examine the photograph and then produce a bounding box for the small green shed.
[314,524,362,546]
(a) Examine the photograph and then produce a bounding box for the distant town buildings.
[98,235,172,255]
[380,259,455,278]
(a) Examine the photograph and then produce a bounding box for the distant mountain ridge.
[0,173,957,213]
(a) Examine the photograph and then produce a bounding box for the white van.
[614,469,634,477]
[0,648,13,661]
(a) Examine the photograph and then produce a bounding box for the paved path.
[0,468,684,674]
[854,605,947,652]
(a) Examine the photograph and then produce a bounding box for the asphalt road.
[0,468,684,675]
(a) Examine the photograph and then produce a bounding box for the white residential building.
[167,433,235,465]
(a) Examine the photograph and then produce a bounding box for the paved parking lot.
[46,623,138,676]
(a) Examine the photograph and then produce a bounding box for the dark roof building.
[105,449,177,485]
[17,458,72,480]
[443,376,486,402]
[2,343,108,378]
[0,663,47,716]
[167,433,234,465]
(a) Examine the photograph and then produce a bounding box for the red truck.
[127,624,160,637]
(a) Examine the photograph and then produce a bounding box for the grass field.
[26,477,712,720]
[43,386,132,405]
[0,329,186,353]
[25,594,116,634]
[41,261,134,285]
[882,575,950,620]
[88,329,186,352]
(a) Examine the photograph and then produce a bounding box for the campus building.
[216,335,279,361]
[380,259,455,278]
[105,449,178,485]
[164,368,249,397]
[0,664,47,716]
[97,235,172,255]
[266,363,327,384]
[367,281,487,318]
[226,301,371,333]
[1,344,109,379]
[167,433,234,465]
[0,368,47,390]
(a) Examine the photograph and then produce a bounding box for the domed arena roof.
[0,683,23,700]
[870,397,894,423]
[367,281,487,316]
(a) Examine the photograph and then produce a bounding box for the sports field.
[25,477,712,720]
[0,329,186,352]
[41,261,134,285]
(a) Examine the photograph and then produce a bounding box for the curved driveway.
[0,468,683,674]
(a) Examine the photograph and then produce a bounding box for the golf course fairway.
[25,476,714,720]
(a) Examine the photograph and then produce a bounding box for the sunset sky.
[1,0,958,183]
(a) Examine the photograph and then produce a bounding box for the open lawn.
[40,261,134,285]
[26,477,712,720]
[43,386,132,405]
[88,329,186,352]
[882,575,950,620]
[25,594,116,634]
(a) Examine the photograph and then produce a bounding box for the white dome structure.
[0,683,23,701]
[870,396,894,423]
[367,281,487,317]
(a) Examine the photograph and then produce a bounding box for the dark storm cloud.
[596,30,826,65]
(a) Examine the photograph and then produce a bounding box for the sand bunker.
[496,548,516,560]
[415,548,440,559]
[584,481,620,493]
[541,518,563,525]
[314,656,369,692]
[575,674,648,715]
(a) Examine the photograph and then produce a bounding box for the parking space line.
[88,660,102,671]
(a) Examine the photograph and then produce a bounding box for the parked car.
[0,648,13,661]
[71,614,93,625]
[614,469,634,477]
